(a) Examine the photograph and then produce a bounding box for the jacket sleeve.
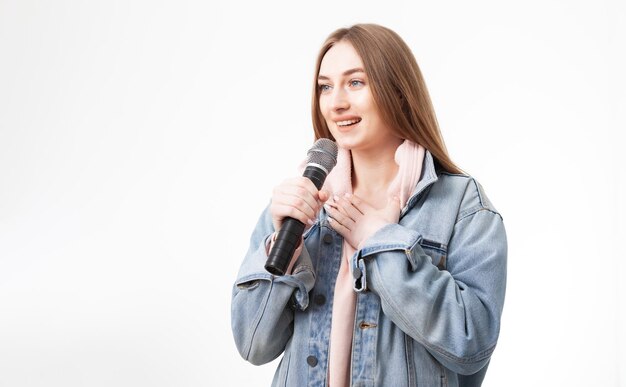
[351,208,507,375]
[231,205,316,366]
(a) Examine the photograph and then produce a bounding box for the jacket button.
[306,355,318,367]
[323,234,333,244]
[359,321,378,329]
[314,294,326,306]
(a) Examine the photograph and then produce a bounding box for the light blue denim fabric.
[231,151,507,387]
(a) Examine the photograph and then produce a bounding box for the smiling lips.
[336,117,362,129]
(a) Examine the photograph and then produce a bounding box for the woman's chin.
[334,139,357,150]
[331,134,360,150]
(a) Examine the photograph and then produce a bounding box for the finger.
[334,195,359,222]
[272,203,315,226]
[318,189,330,203]
[282,191,319,219]
[275,185,320,217]
[324,200,338,213]
[328,217,350,238]
[284,176,319,194]
[273,191,317,221]
[346,193,371,214]
[325,204,354,230]
[330,196,352,222]
[295,177,322,202]
[343,193,365,216]
[279,178,321,212]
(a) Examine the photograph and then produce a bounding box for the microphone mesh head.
[307,138,338,172]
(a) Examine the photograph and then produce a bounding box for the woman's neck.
[351,139,402,199]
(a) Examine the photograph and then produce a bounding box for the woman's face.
[317,41,398,152]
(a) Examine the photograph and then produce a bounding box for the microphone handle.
[264,165,327,276]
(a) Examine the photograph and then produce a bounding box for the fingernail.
[307,219,315,225]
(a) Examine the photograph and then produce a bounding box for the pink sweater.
[322,140,425,387]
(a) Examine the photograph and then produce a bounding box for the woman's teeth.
[337,118,362,127]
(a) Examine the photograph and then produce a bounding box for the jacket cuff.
[236,233,315,310]
[351,223,422,292]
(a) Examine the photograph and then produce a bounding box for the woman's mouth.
[336,118,362,128]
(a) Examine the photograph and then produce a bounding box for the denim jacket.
[231,151,507,387]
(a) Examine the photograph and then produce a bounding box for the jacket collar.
[400,150,439,217]
[311,149,440,231]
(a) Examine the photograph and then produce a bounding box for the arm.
[352,208,507,375]
[231,206,315,365]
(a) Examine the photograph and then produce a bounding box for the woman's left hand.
[325,193,401,249]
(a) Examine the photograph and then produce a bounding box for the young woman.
[231,24,507,387]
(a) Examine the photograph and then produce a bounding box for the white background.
[1,0,624,386]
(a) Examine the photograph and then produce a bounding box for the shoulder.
[433,172,503,223]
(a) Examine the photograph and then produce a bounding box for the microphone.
[265,138,338,276]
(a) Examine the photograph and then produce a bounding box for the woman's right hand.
[270,177,330,232]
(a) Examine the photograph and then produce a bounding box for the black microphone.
[265,138,338,276]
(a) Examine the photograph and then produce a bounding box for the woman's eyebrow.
[318,67,365,81]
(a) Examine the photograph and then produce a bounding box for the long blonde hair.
[311,24,462,174]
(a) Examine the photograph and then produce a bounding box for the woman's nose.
[330,88,349,111]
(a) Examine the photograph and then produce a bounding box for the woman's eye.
[350,80,364,87]
[318,84,331,92]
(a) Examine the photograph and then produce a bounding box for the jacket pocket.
[236,280,260,290]
[406,336,448,387]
